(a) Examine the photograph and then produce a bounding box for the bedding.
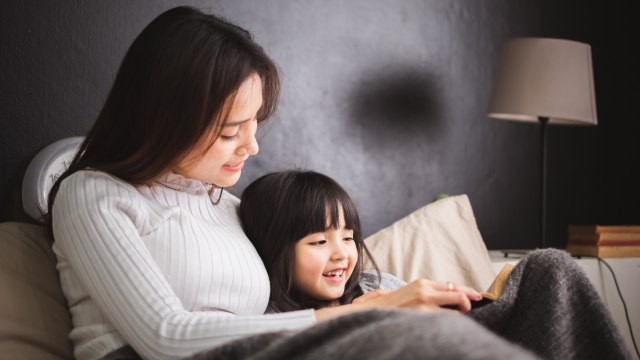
[186,309,538,359]
[0,222,73,360]
[363,194,496,291]
[187,250,631,360]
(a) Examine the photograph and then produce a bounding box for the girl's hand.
[352,289,390,304]
[315,279,482,322]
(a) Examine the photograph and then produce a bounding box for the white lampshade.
[487,37,597,126]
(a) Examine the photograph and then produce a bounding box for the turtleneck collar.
[153,172,215,196]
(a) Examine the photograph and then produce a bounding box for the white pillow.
[363,194,495,291]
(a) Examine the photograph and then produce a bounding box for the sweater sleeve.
[52,172,315,359]
[359,269,407,293]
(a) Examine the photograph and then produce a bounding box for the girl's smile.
[294,207,358,301]
[323,268,346,282]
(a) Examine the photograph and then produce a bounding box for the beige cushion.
[0,222,73,360]
[363,195,496,291]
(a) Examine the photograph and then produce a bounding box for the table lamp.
[487,37,597,249]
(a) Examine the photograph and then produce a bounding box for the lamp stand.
[539,116,549,249]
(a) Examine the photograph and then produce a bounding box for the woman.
[48,6,524,360]
[47,6,629,360]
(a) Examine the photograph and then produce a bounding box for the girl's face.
[176,73,263,187]
[294,208,358,303]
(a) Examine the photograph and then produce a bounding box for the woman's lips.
[223,161,245,172]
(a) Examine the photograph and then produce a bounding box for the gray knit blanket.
[103,249,632,360]
[468,249,632,360]
[188,249,631,360]
[188,309,538,360]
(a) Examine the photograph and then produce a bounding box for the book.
[566,244,640,258]
[569,225,640,234]
[568,233,640,242]
[568,225,640,246]
[480,263,514,301]
[569,225,640,240]
[567,239,640,246]
[461,263,515,309]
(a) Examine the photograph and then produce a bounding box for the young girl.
[240,170,633,360]
[239,170,406,312]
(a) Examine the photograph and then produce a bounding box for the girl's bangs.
[297,187,359,236]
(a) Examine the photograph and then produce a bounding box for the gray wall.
[1,1,638,249]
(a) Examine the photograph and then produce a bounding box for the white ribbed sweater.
[52,170,315,360]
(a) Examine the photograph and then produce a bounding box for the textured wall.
[1,1,637,249]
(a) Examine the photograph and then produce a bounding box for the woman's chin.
[212,172,242,188]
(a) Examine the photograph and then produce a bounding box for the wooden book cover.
[480,263,514,301]
[569,225,640,234]
[568,225,640,243]
[569,225,640,238]
[568,233,640,242]
[566,244,640,258]
[567,239,640,246]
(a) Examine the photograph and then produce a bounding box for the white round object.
[22,137,85,222]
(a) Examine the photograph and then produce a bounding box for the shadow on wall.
[349,66,443,141]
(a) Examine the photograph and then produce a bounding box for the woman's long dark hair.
[239,170,380,312]
[46,6,280,224]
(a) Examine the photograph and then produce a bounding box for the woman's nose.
[237,134,259,156]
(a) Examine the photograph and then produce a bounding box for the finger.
[434,281,482,301]
[455,284,483,301]
[426,291,473,313]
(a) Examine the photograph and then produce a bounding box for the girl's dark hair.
[239,170,379,312]
[46,6,280,223]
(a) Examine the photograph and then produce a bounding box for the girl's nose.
[330,243,348,261]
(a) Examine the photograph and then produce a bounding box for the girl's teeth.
[324,269,344,277]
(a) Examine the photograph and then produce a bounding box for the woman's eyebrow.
[224,118,251,127]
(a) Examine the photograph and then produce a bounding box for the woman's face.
[294,208,358,303]
[176,73,263,187]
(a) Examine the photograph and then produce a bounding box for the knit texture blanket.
[188,309,537,360]
[102,250,632,360]
[468,249,632,360]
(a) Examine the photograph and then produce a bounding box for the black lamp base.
[539,116,549,249]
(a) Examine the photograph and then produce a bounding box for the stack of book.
[566,225,640,258]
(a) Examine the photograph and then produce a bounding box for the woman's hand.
[352,289,390,304]
[315,279,482,322]
[369,279,482,313]
[352,279,481,313]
